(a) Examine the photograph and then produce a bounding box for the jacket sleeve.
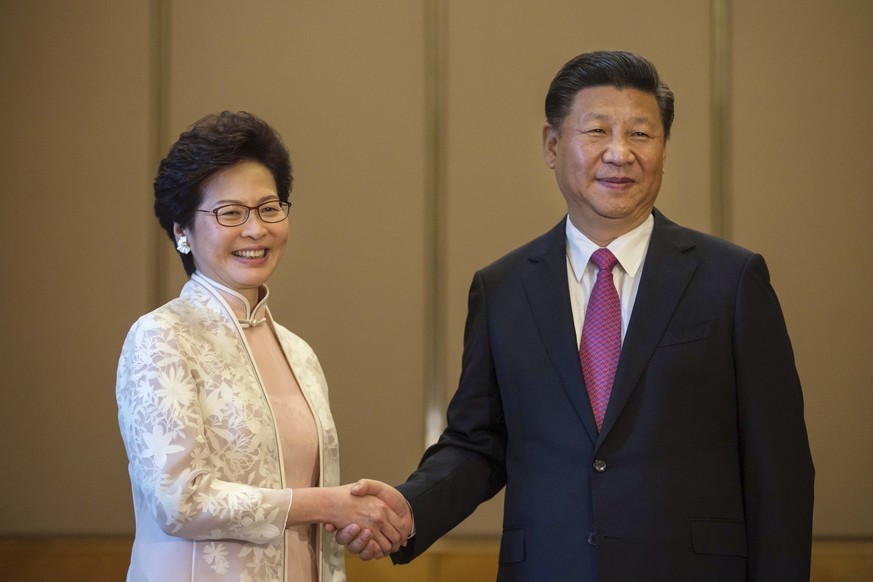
[734,254,814,580]
[393,270,508,563]
[116,314,292,544]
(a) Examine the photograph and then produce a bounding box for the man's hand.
[325,479,413,560]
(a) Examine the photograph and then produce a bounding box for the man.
[340,50,814,581]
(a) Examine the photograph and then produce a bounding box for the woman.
[116,111,405,581]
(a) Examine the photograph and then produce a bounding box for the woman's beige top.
[221,284,321,582]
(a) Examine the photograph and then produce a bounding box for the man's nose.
[602,138,635,165]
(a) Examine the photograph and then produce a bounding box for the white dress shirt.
[566,214,655,346]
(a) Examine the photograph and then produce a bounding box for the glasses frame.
[195,200,292,227]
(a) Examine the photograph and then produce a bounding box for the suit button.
[593,459,607,472]
[588,532,597,546]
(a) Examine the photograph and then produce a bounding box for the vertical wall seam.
[147,0,159,308]
[149,0,171,308]
[423,0,448,447]
[711,0,732,239]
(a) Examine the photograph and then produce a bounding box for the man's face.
[543,85,667,243]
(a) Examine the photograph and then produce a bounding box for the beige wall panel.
[731,1,873,536]
[162,1,429,487]
[441,0,712,535]
[0,1,154,532]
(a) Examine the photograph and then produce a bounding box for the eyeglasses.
[196,200,291,227]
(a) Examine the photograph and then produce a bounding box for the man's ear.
[542,123,559,169]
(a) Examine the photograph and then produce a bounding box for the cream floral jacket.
[116,273,345,582]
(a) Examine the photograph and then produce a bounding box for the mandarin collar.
[191,271,269,328]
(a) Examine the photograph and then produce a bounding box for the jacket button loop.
[588,532,597,546]
[593,459,607,473]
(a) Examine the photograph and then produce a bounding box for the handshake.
[322,479,413,560]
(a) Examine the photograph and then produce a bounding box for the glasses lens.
[215,205,249,226]
[258,201,290,223]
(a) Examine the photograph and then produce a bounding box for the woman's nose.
[241,210,268,236]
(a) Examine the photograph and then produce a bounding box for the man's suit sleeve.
[734,254,814,581]
[392,270,508,563]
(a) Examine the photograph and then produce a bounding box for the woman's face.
[175,160,289,305]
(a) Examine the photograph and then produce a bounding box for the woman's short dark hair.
[154,111,293,276]
[545,51,675,139]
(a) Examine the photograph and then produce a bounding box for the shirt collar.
[565,213,654,281]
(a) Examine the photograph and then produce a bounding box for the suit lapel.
[522,219,600,445]
[596,210,698,445]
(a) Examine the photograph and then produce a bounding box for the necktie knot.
[590,248,618,273]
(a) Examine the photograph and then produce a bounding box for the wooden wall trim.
[0,536,132,582]
[811,539,873,582]
[2,536,871,581]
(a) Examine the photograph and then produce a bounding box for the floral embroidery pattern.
[204,542,230,574]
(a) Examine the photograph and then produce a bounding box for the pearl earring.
[176,235,191,254]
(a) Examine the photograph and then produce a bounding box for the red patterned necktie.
[580,248,621,432]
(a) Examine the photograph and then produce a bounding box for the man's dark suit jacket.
[393,209,814,581]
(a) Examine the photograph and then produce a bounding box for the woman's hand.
[324,479,413,560]
[289,480,411,558]
[326,482,409,556]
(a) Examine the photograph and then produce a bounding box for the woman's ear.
[173,223,192,255]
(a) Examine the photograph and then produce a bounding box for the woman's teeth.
[233,249,265,258]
